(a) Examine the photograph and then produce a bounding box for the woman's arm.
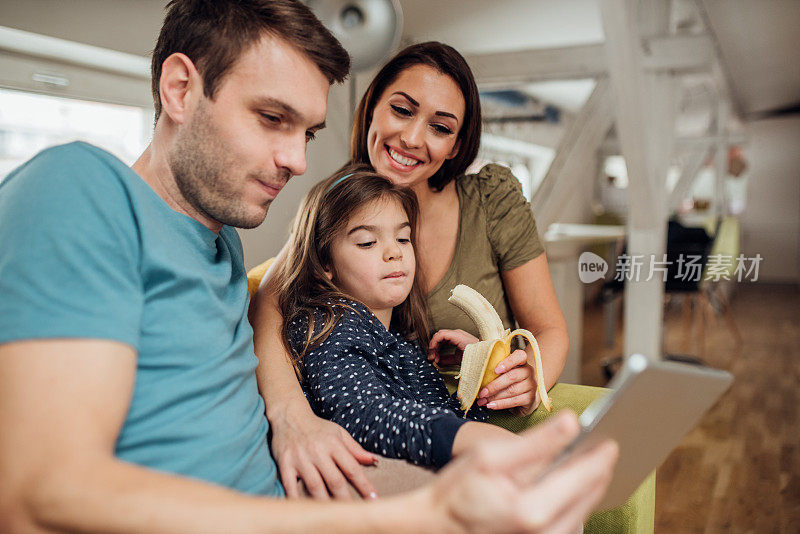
[249,245,378,500]
[503,253,569,390]
[480,254,569,415]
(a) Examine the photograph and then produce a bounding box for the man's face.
[169,35,330,230]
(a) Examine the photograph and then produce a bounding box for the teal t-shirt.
[0,142,283,496]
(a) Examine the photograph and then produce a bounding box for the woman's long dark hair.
[349,41,482,191]
[270,164,432,377]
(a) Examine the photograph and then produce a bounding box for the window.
[0,88,153,180]
[472,133,555,201]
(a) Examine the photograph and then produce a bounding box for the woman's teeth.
[388,147,420,167]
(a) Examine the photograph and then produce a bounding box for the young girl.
[269,165,515,469]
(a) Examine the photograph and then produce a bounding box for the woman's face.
[366,65,466,189]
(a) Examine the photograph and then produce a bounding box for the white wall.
[739,115,800,283]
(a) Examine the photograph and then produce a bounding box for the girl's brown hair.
[349,41,481,191]
[271,164,431,377]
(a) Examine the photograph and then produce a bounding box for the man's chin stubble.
[231,204,271,229]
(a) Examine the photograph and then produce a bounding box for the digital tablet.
[556,353,733,511]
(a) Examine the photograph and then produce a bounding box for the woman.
[250,42,569,499]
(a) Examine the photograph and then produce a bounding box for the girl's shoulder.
[291,298,393,349]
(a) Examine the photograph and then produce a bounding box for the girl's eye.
[305,131,316,142]
[390,104,412,117]
[432,123,454,135]
[397,237,411,244]
[357,241,376,248]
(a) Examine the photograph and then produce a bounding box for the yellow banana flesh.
[449,284,554,414]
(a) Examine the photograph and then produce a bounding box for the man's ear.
[445,138,461,160]
[159,53,203,125]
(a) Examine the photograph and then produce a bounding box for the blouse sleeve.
[474,163,545,271]
[292,309,467,469]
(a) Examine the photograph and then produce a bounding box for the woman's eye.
[357,241,376,248]
[432,124,454,135]
[397,237,411,244]
[305,131,316,142]
[390,104,412,117]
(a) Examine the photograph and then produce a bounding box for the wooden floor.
[580,282,800,533]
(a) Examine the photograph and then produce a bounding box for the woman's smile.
[385,145,422,169]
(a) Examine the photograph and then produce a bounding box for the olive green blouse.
[425,164,545,388]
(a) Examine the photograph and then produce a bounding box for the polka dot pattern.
[288,299,488,467]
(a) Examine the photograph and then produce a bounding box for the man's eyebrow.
[254,96,326,130]
[392,91,458,121]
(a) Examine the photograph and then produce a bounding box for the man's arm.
[0,339,404,533]
[0,340,617,534]
[249,246,377,500]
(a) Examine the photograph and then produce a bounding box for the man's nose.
[274,134,307,177]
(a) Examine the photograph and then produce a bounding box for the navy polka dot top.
[288,299,488,469]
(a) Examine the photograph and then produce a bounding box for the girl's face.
[366,65,465,189]
[325,197,415,320]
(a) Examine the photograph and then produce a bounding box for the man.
[0,1,617,532]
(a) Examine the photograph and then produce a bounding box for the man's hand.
[423,411,619,534]
[269,403,379,500]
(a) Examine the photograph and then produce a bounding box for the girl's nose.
[384,242,402,261]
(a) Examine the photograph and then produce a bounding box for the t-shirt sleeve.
[297,309,466,469]
[0,144,143,348]
[475,163,545,271]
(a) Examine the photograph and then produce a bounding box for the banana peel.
[449,284,553,414]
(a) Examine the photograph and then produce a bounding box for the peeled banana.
[449,284,553,413]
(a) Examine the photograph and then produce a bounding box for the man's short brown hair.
[151,0,350,120]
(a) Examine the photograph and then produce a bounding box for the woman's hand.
[476,349,541,416]
[248,248,379,501]
[427,329,479,366]
[270,402,379,500]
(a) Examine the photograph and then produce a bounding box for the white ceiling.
[1,0,797,120]
[700,0,800,118]
[399,0,604,53]
[400,0,800,119]
[0,0,164,56]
